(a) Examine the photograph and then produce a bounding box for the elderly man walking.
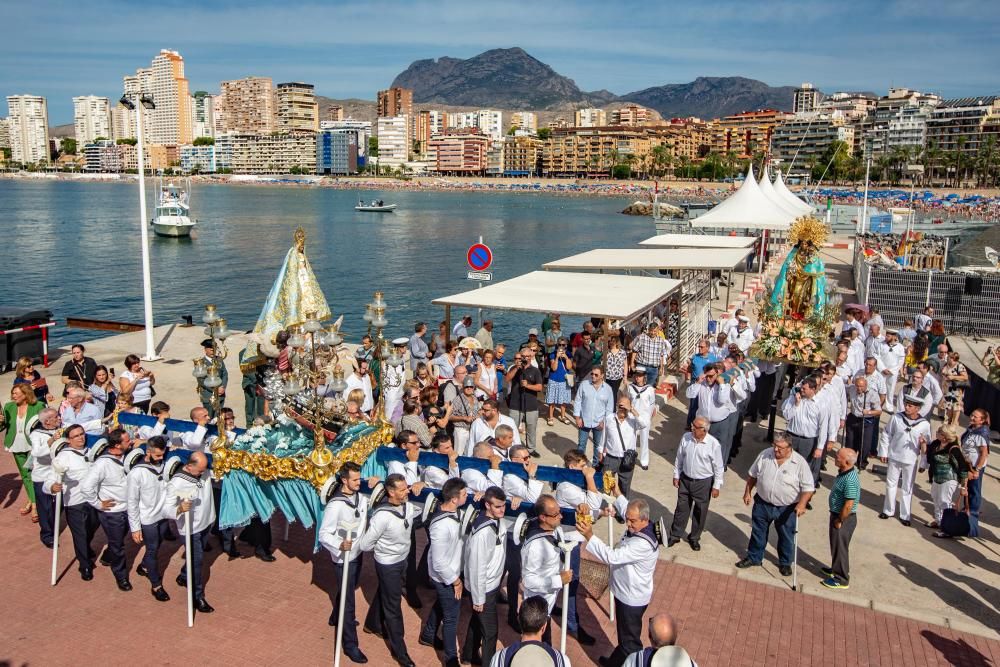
[669,417,724,551]
[735,433,814,576]
[821,448,860,590]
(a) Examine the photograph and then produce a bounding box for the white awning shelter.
[759,169,807,218]
[543,248,749,272]
[639,233,756,249]
[688,167,796,231]
[774,171,815,215]
[432,271,681,322]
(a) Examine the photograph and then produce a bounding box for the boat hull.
[354,205,397,212]
[153,223,194,237]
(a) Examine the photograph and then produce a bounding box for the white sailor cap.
[123,448,145,473]
[886,328,899,336]
[392,337,409,346]
[86,438,110,463]
[320,477,340,505]
[164,457,185,480]
[738,315,750,323]
[902,394,924,406]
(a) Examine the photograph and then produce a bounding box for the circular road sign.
[467,243,493,271]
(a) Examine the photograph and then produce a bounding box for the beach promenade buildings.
[429,130,489,174]
[793,83,821,113]
[863,88,941,158]
[320,119,371,165]
[711,108,787,158]
[926,96,1000,160]
[213,131,316,173]
[448,110,504,141]
[510,111,538,133]
[771,112,854,175]
[218,77,274,134]
[316,129,358,174]
[574,108,606,127]
[83,139,123,172]
[275,82,319,132]
[146,50,192,145]
[73,96,111,147]
[179,143,216,173]
[611,103,653,126]
[375,115,410,166]
[191,91,216,138]
[6,94,50,165]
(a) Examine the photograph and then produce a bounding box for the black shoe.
[362,625,383,638]
[779,565,793,577]
[640,464,649,471]
[878,513,889,520]
[255,551,277,562]
[152,586,170,602]
[176,574,187,588]
[805,502,813,510]
[667,537,680,547]
[328,610,338,627]
[529,450,541,459]
[569,627,596,646]
[406,593,423,609]
[136,564,148,578]
[900,519,911,527]
[100,553,113,567]
[688,539,701,551]
[226,547,244,561]
[203,543,213,553]
[117,579,133,592]
[344,649,368,664]
[195,598,215,613]
[80,568,94,581]
[163,530,178,541]
[42,541,53,549]
[418,635,444,649]
[598,657,613,667]
[395,657,415,667]
[735,557,759,569]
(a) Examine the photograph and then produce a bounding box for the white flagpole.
[607,516,616,621]
[334,521,359,667]
[50,480,64,586]
[185,511,194,627]
[559,542,573,655]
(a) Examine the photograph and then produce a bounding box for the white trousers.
[636,424,650,467]
[883,458,918,520]
[931,479,959,523]
[884,372,900,411]
[454,428,471,457]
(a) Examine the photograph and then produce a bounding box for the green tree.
[60,138,77,155]
[612,164,631,179]
[536,127,552,140]
[368,137,379,157]
[117,138,137,146]
[193,136,215,146]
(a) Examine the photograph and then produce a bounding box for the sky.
[4,0,999,125]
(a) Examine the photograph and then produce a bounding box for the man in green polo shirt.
[822,448,860,589]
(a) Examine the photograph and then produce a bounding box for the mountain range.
[390,47,804,119]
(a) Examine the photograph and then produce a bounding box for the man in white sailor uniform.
[126,435,170,601]
[462,486,509,667]
[519,494,573,647]
[137,401,174,443]
[80,428,134,591]
[318,461,371,664]
[578,498,661,667]
[419,477,469,667]
[489,595,572,666]
[179,406,212,452]
[878,394,931,527]
[358,473,420,667]
[384,337,410,421]
[878,329,907,412]
[28,407,60,548]
[44,424,98,580]
[626,367,656,470]
[502,445,543,630]
[554,450,629,647]
[421,431,461,490]
[464,441,505,493]
[731,315,756,353]
[386,429,428,608]
[164,451,216,613]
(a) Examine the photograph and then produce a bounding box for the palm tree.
[952,136,967,187]
[976,136,997,187]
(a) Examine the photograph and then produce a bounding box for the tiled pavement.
[2,456,998,667]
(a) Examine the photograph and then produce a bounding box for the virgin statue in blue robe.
[770,241,827,319]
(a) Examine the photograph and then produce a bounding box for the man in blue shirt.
[409,322,429,372]
[573,366,615,467]
[60,386,104,434]
[684,338,719,429]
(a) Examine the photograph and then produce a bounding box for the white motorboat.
[151,178,197,237]
[355,199,397,212]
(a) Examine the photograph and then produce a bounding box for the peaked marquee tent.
[688,167,797,231]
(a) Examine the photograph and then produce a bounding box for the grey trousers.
[709,412,737,463]
[508,407,538,451]
[829,511,856,582]
[670,474,714,541]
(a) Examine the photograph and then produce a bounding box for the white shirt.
[748,449,815,506]
[503,473,544,504]
[179,425,209,452]
[854,369,887,397]
[685,381,733,423]
[895,383,935,418]
[842,319,865,340]
[163,469,216,535]
[344,373,374,412]
[878,413,931,464]
[520,527,566,611]
[357,502,417,565]
[469,414,521,448]
[126,461,166,531]
[318,492,370,564]
[43,447,91,506]
[731,326,756,353]
[915,313,932,332]
[421,461,460,490]
[924,373,944,405]
[29,427,57,486]
[879,342,906,375]
[464,516,507,605]
[121,369,153,403]
[782,394,823,438]
[673,432,725,489]
[585,530,659,606]
[475,364,497,400]
[556,481,628,540]
[387,458,422,516]
[427,509,464,585]
[599,412,649,458]
[461,466,504,493]
[847,339,866,374]
[624,649,697,667]
[80,454,128,513]
[627,383,656,421]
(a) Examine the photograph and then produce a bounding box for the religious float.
[749,215,841,367]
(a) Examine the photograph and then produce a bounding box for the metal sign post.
[467,238,493,328]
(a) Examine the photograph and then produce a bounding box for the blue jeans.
[421,579,461,661]
[577,426,603,467]
[644,366,658,386]
[968,470,985,537]
[746,497,797,567]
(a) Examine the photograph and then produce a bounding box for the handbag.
[614,418,638,473]
[940,495,971,537]
[564,372,575,388]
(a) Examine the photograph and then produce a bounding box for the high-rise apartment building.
[377,87,413,118]
[793,83,821,114]
[218,77,274,133]
[429,131,489,174]
[146,50,192,144]
[712,108,788,158]
[316,130,359,174]
[510,112,538,133]
[275,82,319,132]
[375,115,410,166]
[926,96,1000,158]
[575,108,606,127]
[771,112,854,176]
[610,104,652,126]
[817,92,876,120]
[319,119,372,163]
[415,110,446,153]
[446,110,503,140]
[864,88,942,158]
[326,105,344,122]
[191,91,216,138]
[73,96,112,146]
[7,95,50,164]
[0,118,10,151]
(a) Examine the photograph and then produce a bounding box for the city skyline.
[4,0,999,125]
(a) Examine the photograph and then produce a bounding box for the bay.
[0,179,655,349]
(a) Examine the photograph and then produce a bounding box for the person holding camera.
[506,347,543,458]
[120,354,156,414]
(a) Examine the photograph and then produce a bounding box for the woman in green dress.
[2,383,45,521]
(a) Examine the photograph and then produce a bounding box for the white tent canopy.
[543,248,749,271]
[639,233,756,249]
[432,271,681,321]
[759,168,806,218]
[774,171,814,215]
[687,167,795,231]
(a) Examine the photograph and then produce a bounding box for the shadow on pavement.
[920,630,994,667]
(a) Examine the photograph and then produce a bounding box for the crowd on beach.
[0,295,993,666]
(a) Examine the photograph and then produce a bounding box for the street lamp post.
[120,93,160,361]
